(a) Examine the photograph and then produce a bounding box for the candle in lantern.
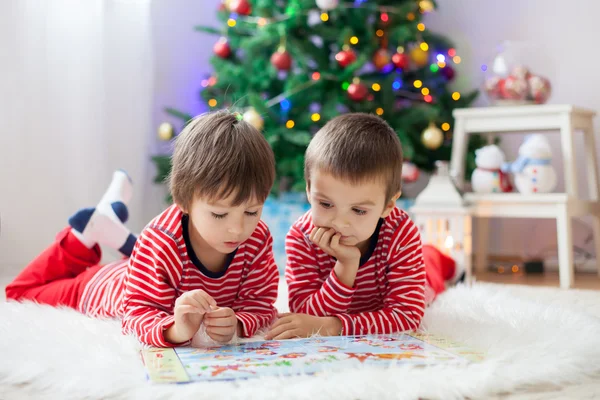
[444,235,454,250]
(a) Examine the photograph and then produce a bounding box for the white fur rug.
[1,281,600,400]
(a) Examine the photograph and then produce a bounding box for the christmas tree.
[153,0,482,195]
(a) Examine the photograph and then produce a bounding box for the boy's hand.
[204,307,239,344]
[264,313,342,340]
[165,289,216,344]
[310,227,362,287]
[309,227,361,265]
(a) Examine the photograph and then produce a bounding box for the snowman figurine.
[472,144,513,193]
[502,134,557,194]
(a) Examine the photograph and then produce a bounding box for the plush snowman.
[502,134,557,194]
[472,144,513,193]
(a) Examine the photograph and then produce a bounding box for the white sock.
[98,169,133,207]
[68,170,136,256]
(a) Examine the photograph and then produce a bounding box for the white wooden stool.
[450,104,600,289]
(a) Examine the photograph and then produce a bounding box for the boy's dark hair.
[169,110,275,209]
[305,113,403,201]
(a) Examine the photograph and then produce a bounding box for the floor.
[475,270,600,290]
[1,267,599,399]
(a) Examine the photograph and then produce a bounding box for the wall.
[0,1,154,269]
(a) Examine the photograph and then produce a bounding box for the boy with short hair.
[7,111,280,347]
[266,113,459,340]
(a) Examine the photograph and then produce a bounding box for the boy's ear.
[381,191,401,218]
[305,183,311,204]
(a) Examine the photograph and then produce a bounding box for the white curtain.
[0,0,156,268]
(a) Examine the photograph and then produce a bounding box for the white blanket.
[1,281,600,399]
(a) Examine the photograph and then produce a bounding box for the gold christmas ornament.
[157,122,175,141]
[242,108,264,130]
[410,46,429,67]
[421,122,444,150]
[419,0,434,12]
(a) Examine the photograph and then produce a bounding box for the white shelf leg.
[450,117,467,190]
[559,114,579,198]
[582,121,600,202]
[582,121,600,277]
[590,215,600,278]
[556,206,574,289]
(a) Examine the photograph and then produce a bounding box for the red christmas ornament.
[270,48,292,71]
[511,65,531,80]
[213,39,231,58]
[442,65,455,81]
[373,48,391,70]
[391,52,409,69]
[401,161,420,183]
[500,76,528,100]
[347,82,368,101]
[528,74,552,104]
[335,49,357,67]
[483,76,503,100]
[229,0,252,15]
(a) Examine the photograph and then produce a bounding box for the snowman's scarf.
[502,157,551,174]
[478,167,513,192]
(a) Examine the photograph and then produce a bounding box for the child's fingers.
[184,295,212,313]
[195,290,217,307]
[205,316,236,327]
[206,307,234,319]
[308,228,319,242]
[309,227,322,243]
[188,292,215,312]
[311,227,327,244]
[207,332,233,343]
[264,322,295,340]
[330,233,341,250]
[272,329,302,340]
[206,326,235,336]
[309,228,319,243]
[178,290,211,312]
[176,304,204,316]
[320,229,336,248]
[271,316,293,328]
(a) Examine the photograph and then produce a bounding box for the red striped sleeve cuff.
[147,315,179,347]
[334,313,354,336]
[235,311,273,337]
[322,269,355,310]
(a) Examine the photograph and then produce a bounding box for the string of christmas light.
[201,0,463,150]
[221,0,431,29]
[210,7,465,109]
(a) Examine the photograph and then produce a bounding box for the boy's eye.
[211,213,227,219]
[352,208,367,216]
[245,211,259,217]
[319,201,333,209]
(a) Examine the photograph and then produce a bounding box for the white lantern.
[410,161,473,283]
